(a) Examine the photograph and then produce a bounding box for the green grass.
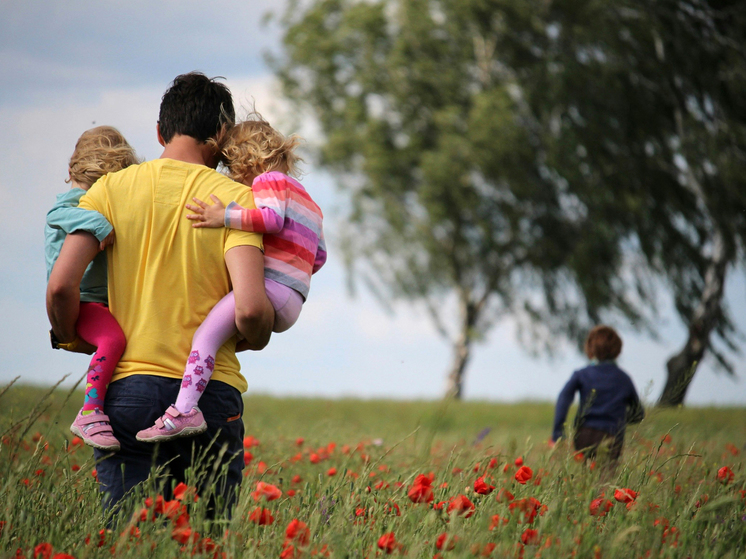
[1,381,745,558]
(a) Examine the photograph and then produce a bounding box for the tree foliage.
[272,0,746,400]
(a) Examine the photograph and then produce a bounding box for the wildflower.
[509,497,546,524]
[408,473,435,503]
[310,453,321,464]
[474,476,495,495]
[243,435,260,448]
[488,458,499,469]
[435,533,458,551]
[285,519,310,546]
[377,532,398,554]
[589,497,613,517]
[296,437,304,446]
[252,481,282,502]
[573,452,585,462]
[515,457,524,466]
[327,467,337,476]
[514,466,533,485]
[521,528,540,545]
[613,488,637,504]
[717,466,734,485]
[33,543,53,559]
[489,514,508,530]
[495,488,515,502]
[292,474,303,484]
[173,482,198,502]
[446,495,476,518]
[70,436,84,448]
[244,451,253,466]
[171,516,196,545]
[248,507,275,525]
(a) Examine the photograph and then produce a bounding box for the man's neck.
[160,134,217,168]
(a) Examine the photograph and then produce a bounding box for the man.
[47,72,274,514]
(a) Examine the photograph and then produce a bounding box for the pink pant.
[75,302,126,411]
[173,279,302,413]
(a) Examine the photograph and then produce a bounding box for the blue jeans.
[93,375,244,517]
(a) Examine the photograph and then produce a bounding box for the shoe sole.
[70,424,121,452]
[135,423,208,443]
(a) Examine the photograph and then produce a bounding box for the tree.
[531,0,746,405]
[271,0,746,402]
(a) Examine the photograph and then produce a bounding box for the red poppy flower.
[613,488,637,503]
[408,474,435,503]
[285,519,310,546]
[52,553,75,559]
[514,466,533,485]
[489,514,508,530]
[280,544,300,559]
[33,543,53,559]
[309,453,321,464]
[435,533,458,551]
[173,482,198,503]
[244,451,253,466]
[589,497,613,517]
[327,467,337,476]
[252,481,282,502]
[509,497,546,524]
[248,507,275,525]
[514,457,524,466]
[717,466,734,485]
[446,495,475,518]
[474,476,495,495]
[171,516,196,545]
[377,532,398,554]
[243,435,260,448]
[495,488,515,502]
[521,528,540,545]
[296,437,304,446]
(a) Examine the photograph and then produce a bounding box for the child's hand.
[99,230,116,251]
[186,195,226,228]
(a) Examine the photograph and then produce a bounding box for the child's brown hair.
[584,325,623,361]
[67,126,139,188]
[214,116,302,184]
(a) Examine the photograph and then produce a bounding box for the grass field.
[1,380,744,558]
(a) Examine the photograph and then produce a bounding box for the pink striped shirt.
[224,171,326,299]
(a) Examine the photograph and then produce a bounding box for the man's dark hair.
[158,72,235,144]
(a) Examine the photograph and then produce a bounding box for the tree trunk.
[658,231,729,407]
[444,335,471,400]
[444,297,479,400]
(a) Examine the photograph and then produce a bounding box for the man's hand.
[99,230,116,251]
[186,195,226,228]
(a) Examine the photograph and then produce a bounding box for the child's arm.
[186,175,289,234]
[551,372,580,442]
[626,385,645,425]
[313,229,328,274]
[47,203,113,246]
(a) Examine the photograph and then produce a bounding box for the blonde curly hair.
[213,117,303,185]
[67,126,139,188]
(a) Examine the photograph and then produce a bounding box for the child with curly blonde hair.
[137,118,327,442]
[46,126,139,451]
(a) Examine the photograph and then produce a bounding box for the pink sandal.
[70,408,120,451]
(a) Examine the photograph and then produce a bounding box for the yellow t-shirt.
[79,158,262,393]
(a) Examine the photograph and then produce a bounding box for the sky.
[1,0,745,408]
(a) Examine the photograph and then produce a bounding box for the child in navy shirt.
[552,325,644,462]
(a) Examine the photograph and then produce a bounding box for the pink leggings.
[173,279,302,413]
[75,302,126,412]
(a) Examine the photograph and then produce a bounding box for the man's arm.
[224,245,274,351]
[46,232,100,351]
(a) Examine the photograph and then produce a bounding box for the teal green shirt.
[45,188,113,304]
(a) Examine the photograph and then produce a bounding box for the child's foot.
[136,405,207,443]
[70,408,120,452]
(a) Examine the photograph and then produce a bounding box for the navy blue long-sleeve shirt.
[551,362,644,442]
